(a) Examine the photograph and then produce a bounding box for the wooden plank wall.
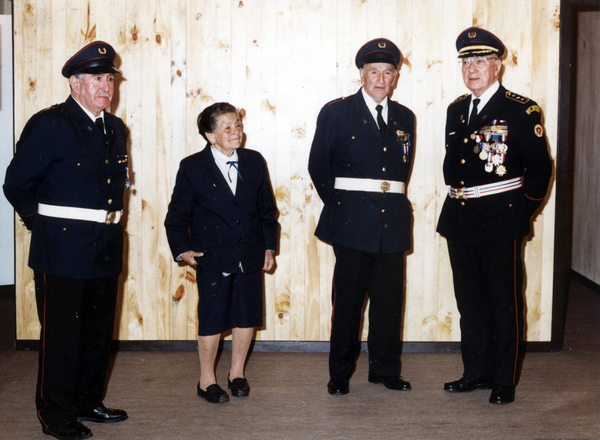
[572,9,600,285]
[12,0,560,343]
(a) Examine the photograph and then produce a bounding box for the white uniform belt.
[38,203,122,224]
[334,177,406,194]
[448,177,522,200]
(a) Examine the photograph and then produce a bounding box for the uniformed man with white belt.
[4,41,129,439]
[309,38,415,395]
[437,28,552,404]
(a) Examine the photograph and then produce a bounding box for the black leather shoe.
[228,376,250,397]
[76,404,128,423]
[327,379,349,395]
[489,385,515,404]
[368,372,411,390]
[197,383,230,403]
[444,376,493,392]
[42,419,92,439]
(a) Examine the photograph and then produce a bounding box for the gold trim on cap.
[378,42,386,48]
[468,31,477,38]
[458,45,499,56]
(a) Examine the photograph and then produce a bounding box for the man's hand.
[263,249,275,271]
[180,250,204,267]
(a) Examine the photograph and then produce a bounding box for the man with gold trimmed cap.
[309,38,415,396]
[437,27,552,404]
[4,41,128,438]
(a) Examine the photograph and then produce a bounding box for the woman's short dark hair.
[197,102,238,142]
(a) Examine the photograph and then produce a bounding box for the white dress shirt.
[211,146,239,195]
[468,81,500,123]
[361,88,389,130]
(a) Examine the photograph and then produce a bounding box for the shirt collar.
[472,81,500,110]
[72,95,105,123]
[211,145,239,164]
[361,87,388,112]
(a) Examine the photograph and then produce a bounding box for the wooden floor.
[0,279,598,440]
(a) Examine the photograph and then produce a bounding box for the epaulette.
[505,91,530,104]
[327,96,347,106]
[451,94,469,104]
[39,104,60,113]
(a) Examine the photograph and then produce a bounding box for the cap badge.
[378,42,387,48]
[468,31,477,38]
[98,47,107,55]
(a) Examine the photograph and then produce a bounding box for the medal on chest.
[396,130,410,162]
[471,120,508,176]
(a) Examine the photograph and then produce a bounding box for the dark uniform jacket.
[437,84,552,245]
[164,146,279,274]
[3,96,128,279]
[309,89,415,254]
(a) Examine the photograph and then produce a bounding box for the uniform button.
[351,136,355,140]
[460,181,464,185]
[107,178,112,184]
[460,159,466,164]
[108,199,113,205]
[77,163,81,166]
[381,209,385,213]
[460,201,465,206]
[236,220,241,224]
[463,138,468,143]
[383,147,387,152]
[382,167,386,172]
[105,159,109,164]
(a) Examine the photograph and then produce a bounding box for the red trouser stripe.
[38,273,49,428]
[512,240,519,385]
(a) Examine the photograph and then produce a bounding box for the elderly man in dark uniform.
[309,38,415,395]
[437,28,552,404]
[4,41,129,439]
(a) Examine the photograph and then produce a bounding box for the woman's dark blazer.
[165,145,278,274]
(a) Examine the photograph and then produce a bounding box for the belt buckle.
[105,211,116,224]
[456,189,464,199]
[380,181,390,193]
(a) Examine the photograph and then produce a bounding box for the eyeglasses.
[459,56,498,69]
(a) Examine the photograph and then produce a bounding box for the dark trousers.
[34,271,118,427]
[329,245,404,381]
[447,239,524,386]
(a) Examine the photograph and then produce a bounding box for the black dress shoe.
[327,379,349,395]
[76,404,128,423]
[489,385,515,404]
[444,376,493,392]
[228,376,250,397]
[368,372,411,390]
[42,419,92,439]
[197,383,230,403]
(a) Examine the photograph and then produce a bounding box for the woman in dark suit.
[165,102,279,404]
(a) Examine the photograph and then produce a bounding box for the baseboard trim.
[14,340,554,353]
[570,270,600,294]
[0,284,15,296]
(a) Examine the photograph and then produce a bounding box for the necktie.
[376,105,387,138]
[226,161,244,183]
[95,117,108,146]
[469,98,480,126]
